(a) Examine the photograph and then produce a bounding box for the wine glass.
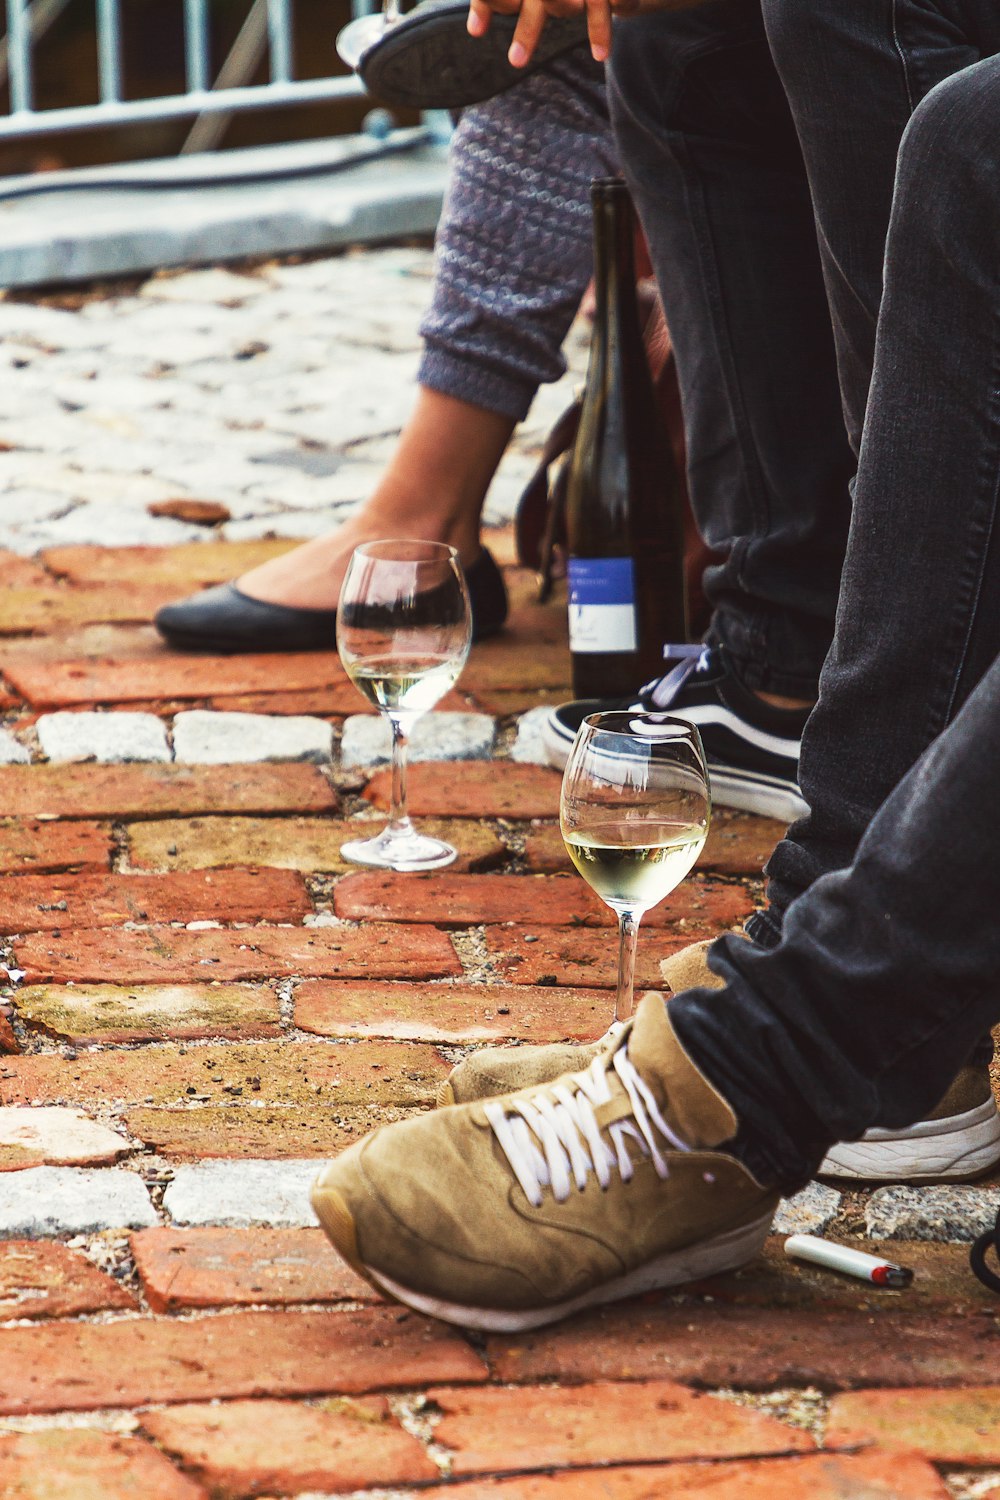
[560,711,711,1025]
[337,539,472,871]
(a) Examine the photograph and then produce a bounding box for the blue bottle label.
[568,557,637,653]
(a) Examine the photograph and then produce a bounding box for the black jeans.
[612,0,1000,928]
[611,9,1000,1183]
[607,0,853,700]
[670,20,1000,1187]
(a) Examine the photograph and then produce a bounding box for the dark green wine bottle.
[566,178,688,699]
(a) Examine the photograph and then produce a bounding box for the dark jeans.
[611,0,1000,933]
[673,642,1000,1188]
[668,48,1000,1186]
[607,1,853,699]
[759,0,1000,930]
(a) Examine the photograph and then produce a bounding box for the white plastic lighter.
[784,1233,913,1288]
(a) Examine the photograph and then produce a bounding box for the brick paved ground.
[0,253,998,1499]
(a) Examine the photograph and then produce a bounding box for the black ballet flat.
[154,546,508,653]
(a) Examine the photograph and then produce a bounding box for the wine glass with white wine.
[561,712,711,1025]
[337,540,471,871]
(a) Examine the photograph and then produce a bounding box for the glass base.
[340,828,458,872]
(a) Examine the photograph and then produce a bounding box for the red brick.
[0,584,182,636]
[0,1241,136,1320]
[202,685,364,715]
[487,1301,1000,1389]
[124,1102,413,1159]
[126,814,504,875]
[0,763,337,818]
[469,687,573,716]
[335,871,752,931]
[141,1395,437,1494]
[0,1037,447,1108]
[365,760,562,819]
[524,809,784,880]
[204,685,471,716]
[293,980,612,1044]
[826,1386,1000,1463]
[14,981,281,1044]
[43,540,295,587]
[690,1237,1000,1316]
[462,643,572,693]
[432,1380,812,1474]
[0,1014,17,1054]
[0,868,311,933]
[12,919,460,984]
[4,651,348,708]
[417,1452,951,1499]
[0,817,113,874]
[0,1429,206,1500]
[0,550,51,587]
[130,1227,375,1312]
[483,925,696,989]
[0,1306,486,1414]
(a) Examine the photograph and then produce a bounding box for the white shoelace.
[639,643,713,711]
[485,1047,691,1209]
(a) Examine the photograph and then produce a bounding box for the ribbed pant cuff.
[418,346,538,425]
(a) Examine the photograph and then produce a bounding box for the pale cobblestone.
[163,1159,320,1227]
[172,710,333,765]
[0,728,30,764]
[510,706,555,766]
[340,711,495,768]
[773,1183,843,1236]
[36,711,171,765]
[0,1166,157,1236]
[864,1184,1000,1242]
[0,246,586,556]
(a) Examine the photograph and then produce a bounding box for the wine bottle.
[566,178,688,698]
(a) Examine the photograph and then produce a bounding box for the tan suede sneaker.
[439,937,1000,1184]
[311,993,778,1332]
[438,940,722,1107]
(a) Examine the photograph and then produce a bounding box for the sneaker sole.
[819,1097,1000,1183]
[542,718,808,823]
[311,1184,773,1331]
[360,10,588,111]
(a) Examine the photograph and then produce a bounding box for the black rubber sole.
[360,7,589,111]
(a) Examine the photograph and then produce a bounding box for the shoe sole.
[311,1183,773,1331]
[361,10,588,111]
[542,718,808,823]
[819,1097,1000,1183]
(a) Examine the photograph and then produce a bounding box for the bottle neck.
[590,188,639,362]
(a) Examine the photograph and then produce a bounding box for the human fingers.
[507,0,548,67]
[467,0,492,39]
[583,0,612,61]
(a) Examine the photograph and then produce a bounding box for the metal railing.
[0,0,372,142]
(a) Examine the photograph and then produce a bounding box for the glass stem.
[614,908,640,1024]
[386,715,414,840]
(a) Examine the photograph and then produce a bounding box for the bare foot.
[238,387,513,611]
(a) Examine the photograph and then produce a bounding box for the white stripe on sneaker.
[662,701,801,759]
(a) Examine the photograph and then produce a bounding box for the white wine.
[564,826,706,911]
[347,653,461,717]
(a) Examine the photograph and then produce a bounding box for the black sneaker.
[543,645,811,822]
